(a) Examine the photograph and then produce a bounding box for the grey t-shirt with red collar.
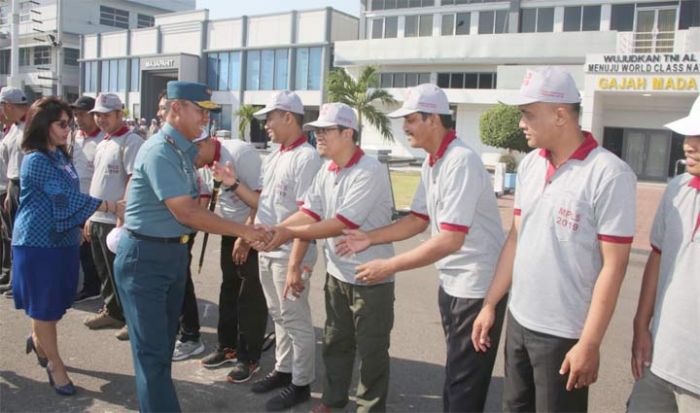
[89,126,144,225]
[301,148,395,285]
[71,128,105,194]
[510,132,637,339]
[648,173,700,395]
[256,136,322,263]
[410,132,504,299]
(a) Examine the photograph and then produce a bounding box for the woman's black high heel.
[46,366,76,396]
[25,335,48,368]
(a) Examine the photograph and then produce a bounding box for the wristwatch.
[224,179,240,192]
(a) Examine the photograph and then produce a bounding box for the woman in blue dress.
[12,97,117,396]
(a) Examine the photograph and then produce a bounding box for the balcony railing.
[633,30,674,53]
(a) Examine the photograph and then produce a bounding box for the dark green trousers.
[322,273,395,413]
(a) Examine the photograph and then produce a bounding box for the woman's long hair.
[22,97,73,159]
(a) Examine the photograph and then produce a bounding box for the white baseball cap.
[388,83,451,118]
[0,87,28,105]
[254,90,305,120]
[304,102,358,131]
[90,93,124,113]
[665,95,700,136]
[192,127,210,143]
[500,67,581,106]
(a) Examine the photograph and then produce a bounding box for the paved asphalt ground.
[0,182,665,412]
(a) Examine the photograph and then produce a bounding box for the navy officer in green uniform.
[114,81,270,412]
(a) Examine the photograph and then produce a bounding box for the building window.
[372,18,383,39]
[563,5,601,32]
[478,10,509,34]
[247,50,261,91]
[437,72,496,89]
[98,58,128,92]
[19,2,33,23]
[380,72,430,88]
[137,14,154,28]
[274,49,289,90]
[100,6,129,29]
[520,8,554,33]
[371,0,434,11]
[130,58,140,91]
[19,48,30,66]
[405,14,432,37]
[610,3,635,32]
[442,0,502,5]
[0,50,9,74]
[208,51,243,91]
[34,46,51,65]
[64,48,79,66]
[295,46,323,91]
[260,49,275,90]
[679,0,700,30]
[0,5,9,25]
[83,61,98,92]
[385,16,398,38]
[442,12,470,35]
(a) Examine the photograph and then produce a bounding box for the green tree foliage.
[326,66,397,143]
[479,103,530,154]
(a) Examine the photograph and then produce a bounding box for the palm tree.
[326,66,398,144]
[235,104,258,140]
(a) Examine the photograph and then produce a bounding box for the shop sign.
[586,53,700,74]
[143,58,176,69]
[597,76,698,91]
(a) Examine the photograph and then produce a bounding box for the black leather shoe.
[26,335,48,367]
[265,384,310,411]
[251,370,292,394]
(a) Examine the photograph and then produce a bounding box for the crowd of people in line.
[0,65,698,413]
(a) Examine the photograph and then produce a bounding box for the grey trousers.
[503,312,588,412]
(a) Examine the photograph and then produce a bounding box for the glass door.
[623,129,671,181]
[635,7,677,53]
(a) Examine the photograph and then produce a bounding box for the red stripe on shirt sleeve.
[199,194,212,199]
[296,200,305,207]
[410,211,430,221]
[651,244,662,254]
[300,207,321,222]
[597,234,634,244]
[336,214,360,230]
[439,223,470,234]
[513,208,522,216]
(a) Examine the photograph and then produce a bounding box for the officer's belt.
[127,229,190,244]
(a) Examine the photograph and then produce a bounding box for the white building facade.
[79,7,359,145]
[335,0,700,181]
[0,0,194,101]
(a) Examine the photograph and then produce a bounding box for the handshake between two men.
[209,159,386,295]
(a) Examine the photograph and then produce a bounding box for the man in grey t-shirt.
[627,96,700,413]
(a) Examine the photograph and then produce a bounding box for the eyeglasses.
[314,127,339,136]
[54,120,70,129]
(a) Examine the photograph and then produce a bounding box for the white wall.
[160,22,202,56]
[296,10,326,44]
[178,54,200,82]
[154,8,207,26]
[207,19,243,50]
[83,34,99,59]
[247,14,292,47]
[331,11,359,42]
[334,31,618,66]
[99,31,128,57]
[130,28,158,56]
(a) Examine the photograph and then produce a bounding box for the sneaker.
[172,339,205,361]
[265,383,310,411]
[115,325,129,341]
[311,403,332,413]
[225,360,260,383]
[84,310,125,330]
[0,283,11,293]
[74,290,101,304]
[201,348,237,369]
[252,370,292,394]
[3,288,12,298]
